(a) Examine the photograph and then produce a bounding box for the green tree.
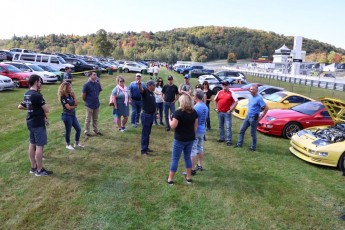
[94,29,112,57]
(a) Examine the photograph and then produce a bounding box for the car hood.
[264,109,303,119]
[320,97,345,124]
[0,75,11,80]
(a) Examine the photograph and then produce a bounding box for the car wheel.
[282,122,301,139]
[13,79,20,88]
[124,69,129,73]
[337,153,345,172]
[212,87,221,95]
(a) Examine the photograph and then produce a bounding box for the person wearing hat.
[128,73,146,128]
[178,74,193,96]
[162,75,179,131]
[138,79,156,155]
[214,80,238,146]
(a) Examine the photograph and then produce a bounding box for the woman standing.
[202,81,213,131]
[167,94,198,185]
[111,76,130,132]
[58,82,83,150]
[154,77,164,126]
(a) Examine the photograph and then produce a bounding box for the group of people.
[18,70,268,181]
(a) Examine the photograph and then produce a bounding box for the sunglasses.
[157,81,162,82]
[119,80,124,82]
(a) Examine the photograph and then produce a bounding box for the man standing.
[129,73,145,128]
[161,75,179,131]
[18,74,52,176]
[63,67,73,83]
[138,80,156,155]
[179,74,193,96]
[235,85,268,151]
[191,89,209,174]
[82,71,102,136]
[214,80,238,146]
[153,65,159,79]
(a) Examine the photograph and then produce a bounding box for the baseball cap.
[146,80,155,86]
[184,74,191,79]
[167,75,173,80]
[136,73,142,77]
[222,80,229,86]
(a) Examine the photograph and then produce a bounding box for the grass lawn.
[1,69,345,229]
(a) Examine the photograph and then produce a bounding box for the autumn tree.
[227,52,237,63]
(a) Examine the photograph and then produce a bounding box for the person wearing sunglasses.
[111,76,129,132]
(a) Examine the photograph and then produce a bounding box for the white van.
[12,53,74,71]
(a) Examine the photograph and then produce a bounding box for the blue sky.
[2,0,345,49]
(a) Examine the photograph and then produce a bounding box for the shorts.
[191,134,204,157]
[29,126,47,146]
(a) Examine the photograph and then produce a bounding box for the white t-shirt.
[154,86,163,103]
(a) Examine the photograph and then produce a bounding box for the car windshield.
[58,57,67,64]
[6,65,22,73]
[39,65,57,71]
[29,65,44,71]
[291,102,324,115]
[264,92,287,102]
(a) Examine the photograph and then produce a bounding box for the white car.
[0,74,15,91]
[198,75,221,85]
[4,62,58,84]
[122,63,147,73]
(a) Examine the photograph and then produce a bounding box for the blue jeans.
[62,114,81,145]
[218,112,232,143]
[155,102,163,124]
[141,112,154,152]
[169,139,194,172]
[237,116,259,149]
[131,100,142,125]
[164,102,175,129]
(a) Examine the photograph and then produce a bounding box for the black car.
[0,50,14,61]
[64,58,97,73]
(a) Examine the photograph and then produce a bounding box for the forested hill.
[0,26,344,63]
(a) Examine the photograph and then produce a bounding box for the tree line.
[1,26,344,64]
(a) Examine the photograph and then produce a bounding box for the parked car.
[64,58,97,73]
[233,91,315,120]
[323,73,335,78]
[230,83,264,93]
[0,74,15,91]
[190,68,214,78]
[209,77,248,95]
[198,74,221,85]
[258,101,333,138]
[5,62,58,84]
[0,63,31,87]
[122,63,147,73]
[38,65,63,81]
[0,50,14,61]
[232,85,284,101]
[215,70,246,80]
[289,97,345,172]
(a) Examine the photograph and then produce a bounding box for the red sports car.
[0,63,31,88]
[257,101,334,139]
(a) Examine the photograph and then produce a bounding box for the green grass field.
[1,69,345,229]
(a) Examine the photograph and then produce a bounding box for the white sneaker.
[74,143,84,148]
[66,145,75,150]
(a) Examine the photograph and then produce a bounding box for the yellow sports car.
[289,97,345,172]
[233,91,315,119]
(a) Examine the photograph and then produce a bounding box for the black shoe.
[191,170,197,176]
[96,132,103,136]
[166,128,170,131]
[249,147,256,151]
[29,167,37,174]
[196,165,203,171]
[147,148,154,153]
[35,168,53,176]
[166,177,174,185]
[227,142,232,146]
[234,144,242,148]
[217,139,225,143]
[185,175,192,184]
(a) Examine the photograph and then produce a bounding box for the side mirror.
[283,100,289,104]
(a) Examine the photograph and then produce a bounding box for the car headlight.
[308,149,328,157]
[312,139,331,147]
[44,74,49,77]
[265,116,276,121]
